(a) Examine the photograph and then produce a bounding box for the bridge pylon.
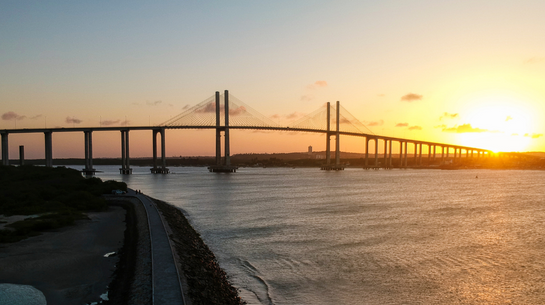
[321,101,344,171]
[208,90,238,173]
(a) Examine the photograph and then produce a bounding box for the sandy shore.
[0,206,126,305]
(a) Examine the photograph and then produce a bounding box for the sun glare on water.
[459,95,534,152]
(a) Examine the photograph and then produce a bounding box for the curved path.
[128,189,186,305]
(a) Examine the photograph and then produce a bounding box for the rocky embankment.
[153,199,245,305]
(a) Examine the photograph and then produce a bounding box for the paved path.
[128,189,185,305]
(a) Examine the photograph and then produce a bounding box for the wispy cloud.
[365,120,384,126]
[434,124,447,128]
[400,93,423,102]
[30,114,43,119]
[66,117,82,124]
[524,133,543,139]
[395,123,409,127]
[101,119,120,126]
[408,126,422,131]
[439,112,458,120]
[505,116,513,121]
[2,112,24,120]
[307,80,328,90]
[524,57,545,64]
[146,100,162,106]
[300,95,314,102]
[442,124,487,133]
[377,94,385,97]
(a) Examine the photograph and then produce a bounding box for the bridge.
[0,90,495,174]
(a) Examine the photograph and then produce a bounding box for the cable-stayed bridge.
[1,90,495,174]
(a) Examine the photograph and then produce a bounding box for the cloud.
[146,100,162,106]
[101,119,120,126]
[434,124,447,128]
[395,123,409,127]
[286,112,303,120]
[300,95,314,102]
[400,93,422,102]
[30,115,43,119]
[366,120,384,126]
[525,133,543,139]
[229,106,247,116]
[2,111,25,120]
[307,81,328,90]
[195,102,216,113]
[440,112,458,120]
[442,124,487,133]
[505,116,513,121]
[524,57,545,64]
[66,117,82,124]
[121,120,130,126]
[270,114,281,120]
[314,80,327,88]
[131,102,141,106]
[377,94,385,97]
[408,126,422,131]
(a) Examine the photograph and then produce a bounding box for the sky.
[2,1,545,159]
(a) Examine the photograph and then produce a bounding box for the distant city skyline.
[2,1,545,158]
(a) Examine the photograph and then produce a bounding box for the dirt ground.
[0,206,126,305]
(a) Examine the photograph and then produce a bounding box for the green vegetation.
[0,165,127,243]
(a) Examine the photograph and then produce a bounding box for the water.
[92,166,545,304]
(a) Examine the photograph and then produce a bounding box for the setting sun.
[458,94,537,152]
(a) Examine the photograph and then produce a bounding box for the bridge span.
[1,90,495,174]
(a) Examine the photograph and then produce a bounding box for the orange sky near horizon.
[2,1,545,159]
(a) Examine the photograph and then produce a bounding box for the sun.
[458,94,535,152]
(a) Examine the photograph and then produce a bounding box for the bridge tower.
[208,90,238,173]
[321,101,344,170]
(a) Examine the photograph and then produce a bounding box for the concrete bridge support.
[441,146,445,164]
[325,102,331,166]
[374,138,378,169]
[398,141,403,168]
[323,101,343,170]
[1,133,8,166]
[365,137,369,168]
[335,101,340,167]
[209,90,237,172]
[404,141,408,167]
[83,130,95,176]
[388,140,393,168]
[418,143,423,166]
[120,130,132,174]
[45,131,53,167]
[383,139,389,168]
[19,145,24,166]
[151,128,169,173]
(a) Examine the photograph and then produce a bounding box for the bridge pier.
[151,128,169,174]
[364,137,369,169]
[1,133,8,166]
[120,130,132,174]
[83,130,96,176]
[388,140,393,168]
[209,90,238,172]
[45,131,53,167]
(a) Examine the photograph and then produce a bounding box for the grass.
[0,165,127,243]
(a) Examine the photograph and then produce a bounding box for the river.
[91,166,545,304]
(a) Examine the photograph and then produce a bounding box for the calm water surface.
[93,166,545,304]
